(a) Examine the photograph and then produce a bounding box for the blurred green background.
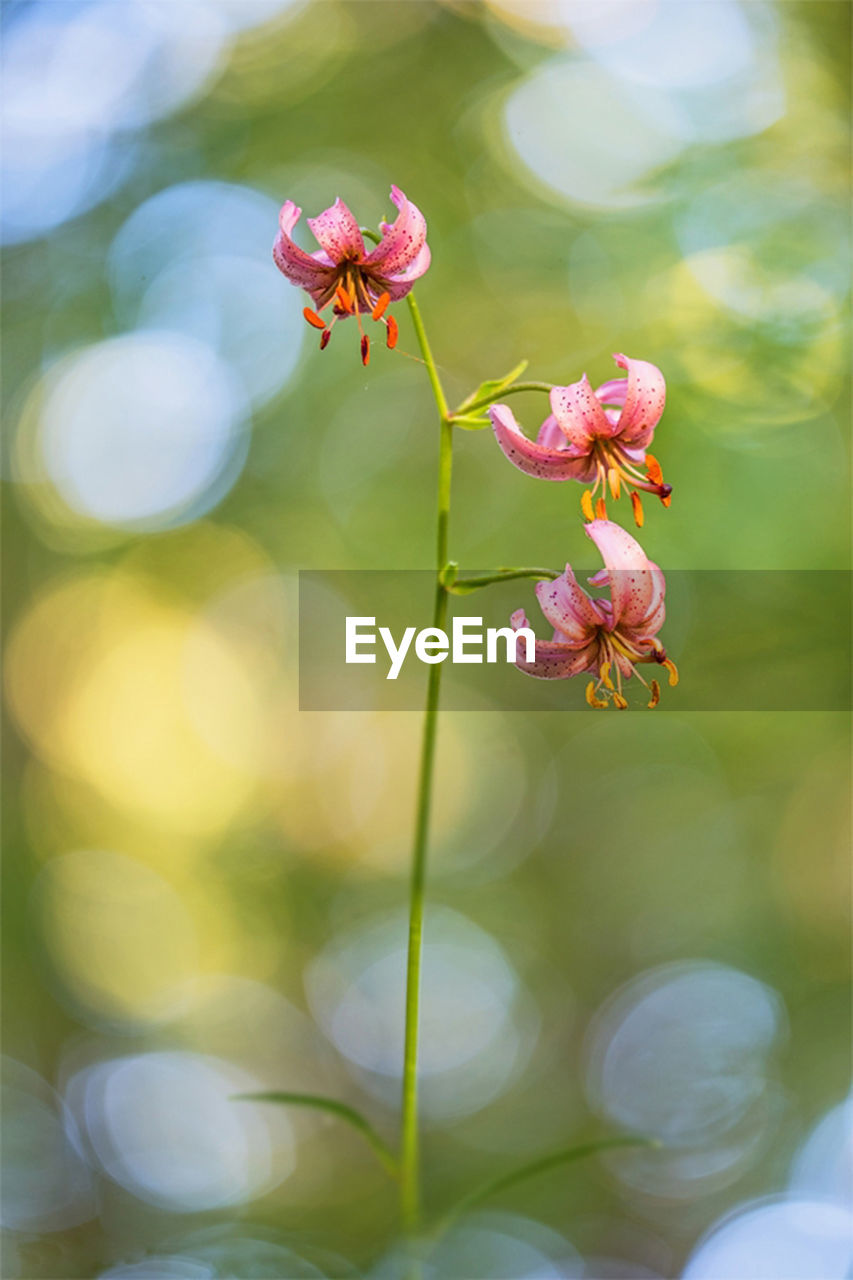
[2,1,850,1277]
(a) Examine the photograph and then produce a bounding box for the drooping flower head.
[273,185,430,365]
[489,355,671,527]
[510,519,678,709]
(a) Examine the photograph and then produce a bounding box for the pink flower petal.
[514,633,599,680]
[536,414,565,450]
[490,404,594,482]
[374,242,432,300]
[364,186,428,277]
[273,201,338,293]
[611,353,666,449]
[306,197,365,262]
[594,377,628,407]
[535,567,602,643]
[550,375,616,446]
[584,519,664,630]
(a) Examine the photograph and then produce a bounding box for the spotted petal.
[585,519,665,630]
[610,353,666,449]
[550,375,616,447]
[374,242,432,300]
[306,197,365,263]
[511,610,599,680]
[490,404,593,481]
[273,201,337,292]
[365,186,428,277]
[535,567,603,644]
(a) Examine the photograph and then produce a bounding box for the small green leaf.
[455,359,529,415]
[440,561,459,588]
[233,1091,398,1177]
[432,1135,657,1239]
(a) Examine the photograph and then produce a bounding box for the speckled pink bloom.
[510,519,678,709]
[489,354,670,527]
[273,185,430,364]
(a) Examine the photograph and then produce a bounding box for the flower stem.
[451,380,553,419]
[448,567,561,593]
[400,292,453,1237]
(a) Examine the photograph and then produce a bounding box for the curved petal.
[594,377,628,407]
[584,519,663,629]
[306,198,365,262]
[490,404,593,481]
[550,375,616,446]
[536,414,565,450]
[611,353,666,448]
[514,633,599,681]
[536,415,593,473]
[535,567,601,643]
[364,186,428,277]
[625,561,666,638]
[371,242,432,301]
[273,201,337,292]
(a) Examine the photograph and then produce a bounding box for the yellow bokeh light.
[37,849,198,1026]
[6,563,269,838]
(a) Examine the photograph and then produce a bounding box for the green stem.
[448,567,560,593]
[400,292,453,1237]
[451,380,553,419]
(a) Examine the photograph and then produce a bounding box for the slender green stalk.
[399,292,453,1236]
[448,567,560,593]
[451,380,553,418]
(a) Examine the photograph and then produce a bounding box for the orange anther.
[607,467,621,500]
[319,329,331,350]
[585,681,609,709]
[581,489,595,522]
[645,452,663,484]
[595,497,607,520]
[303,307,326,330]
[599,661,615,691]
[335,284,353,314]
[660,492,672,508]
[361,334,370,366]
[647,679,661,709]
[631,491,644,527]
[613,692,628,710]
[663,658,679,686]
[372,291,391,321]
[386,315,398,349]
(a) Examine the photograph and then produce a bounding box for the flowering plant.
[245,185,678,1263]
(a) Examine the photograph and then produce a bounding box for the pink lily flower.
[273,185,430,365]
[510,519,678,709]
[488,354,671,527]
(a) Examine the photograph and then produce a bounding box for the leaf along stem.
[432,1136,658,1241]
[232,1092,399,1178]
